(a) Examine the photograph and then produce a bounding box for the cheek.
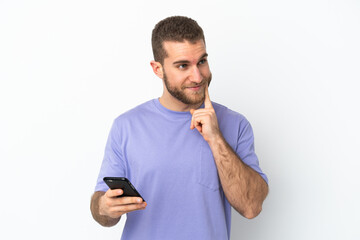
[169,72,186,83]
[200,67,211,78]
[167,73,185,87]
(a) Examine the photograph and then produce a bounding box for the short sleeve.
[94,120,127,192]
[236,118,268,184]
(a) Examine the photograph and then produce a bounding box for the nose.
[190,66,202,83]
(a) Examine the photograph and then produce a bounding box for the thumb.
[106,189,123,198]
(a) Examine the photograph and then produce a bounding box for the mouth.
[185,84,204,92]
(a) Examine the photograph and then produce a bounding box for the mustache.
[183,79,211,88]
[184,82,205,88]
[181,74,212,89]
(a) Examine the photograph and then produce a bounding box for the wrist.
[207,132,225,148]
[98,194,107,216]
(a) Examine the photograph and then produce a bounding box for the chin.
[186,96,205,106]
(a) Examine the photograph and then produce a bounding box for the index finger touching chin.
[204,83,212,109]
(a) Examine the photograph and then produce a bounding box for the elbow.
[243,208,261,219]
[243,185,268,219]
[240,205,262,219]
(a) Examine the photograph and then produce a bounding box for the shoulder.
[212,101,248,124]
[212,101,253,139]
[113,99,157,125]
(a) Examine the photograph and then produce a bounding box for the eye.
[198,59,207,65]
[178,64,187,69]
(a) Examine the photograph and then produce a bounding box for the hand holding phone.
[98,177,146,219]
[103,177,145,201]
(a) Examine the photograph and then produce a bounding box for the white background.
[1,0,359,239]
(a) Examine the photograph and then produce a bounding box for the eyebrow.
[172,53,208,65]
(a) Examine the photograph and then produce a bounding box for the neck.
[159,94,202,112]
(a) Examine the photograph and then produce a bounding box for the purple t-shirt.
[95,99,268,240]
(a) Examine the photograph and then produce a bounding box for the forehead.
[162,40,206,62]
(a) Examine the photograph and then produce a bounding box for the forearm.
[208,135,268,219]
[90,191,120,227]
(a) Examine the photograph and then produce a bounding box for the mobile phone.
[103,177,145,201]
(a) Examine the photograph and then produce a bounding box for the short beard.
[163,72,212,105]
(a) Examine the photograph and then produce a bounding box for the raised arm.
[190,85,268,218]
[206,135,268,218]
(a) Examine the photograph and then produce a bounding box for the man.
[91,16,268,239]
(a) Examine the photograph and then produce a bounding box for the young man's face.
[161,40,212,106]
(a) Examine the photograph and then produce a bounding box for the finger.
[191,108,213,114]
[190,109,210,128]
[192,112,212,126]
[112,202,147,213]
[195,122,202,133]
[191,111,212,118]
[117,196,144,205]
[106,189,123,198]
[192,116,204,133]
[204,83,212,109]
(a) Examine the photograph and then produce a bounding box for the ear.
[150,60,164,79]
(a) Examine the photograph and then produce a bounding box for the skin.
[150,40,211,111]
[91,40,268,226]
[90,189,147,227]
